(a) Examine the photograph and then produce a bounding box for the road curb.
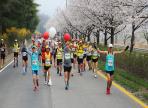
[97,70,148,108]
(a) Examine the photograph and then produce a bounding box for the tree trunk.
[130,23,135,53]
[104,29,107,46]
[96,30,100,45]
[87,30,91,42]
[110,27,115,44]
[75,32,78,39]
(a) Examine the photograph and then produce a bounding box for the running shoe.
[44,81,48,85]
[65,85,68,90]
[94,74,97,78]
[48,79,52,86]
[106,88,110,95]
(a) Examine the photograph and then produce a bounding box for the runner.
[41,40,46,73]
[92,47,100,78]
[64,42,72,90]
[13,39,20,68]
[76,41,84,76]
[44,46,52,86]
[56,42,63,76]
[69,41,75,76]
[21,41,28,75]
[86,42,92,71]
[0,39,6,69]
[52,42,57,67]
[98,44,129,95]
[71,40,77,70]
[27,45,40,91]
[83,42,88,72]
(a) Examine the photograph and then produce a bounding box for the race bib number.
[45,59,51,65]
[32,60,37,65]
[14,48,17,52]
[72,48,75,51]
[65,53,71,59]
[57,53,62,58]
[87,52,91,56]
[22,52,27,56]
[71,53,74,58]
[108,59,113,66]
[79,54,83,59]
[93,53,98,57]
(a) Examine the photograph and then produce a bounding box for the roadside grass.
[98,60,148,104]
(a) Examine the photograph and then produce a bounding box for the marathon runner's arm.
[97,48,108,54]
[25,48,32,56]
[114,46,129,55]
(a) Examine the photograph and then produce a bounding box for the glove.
[124,46,129,51]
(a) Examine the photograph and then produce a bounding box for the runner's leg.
[106,73,111,94]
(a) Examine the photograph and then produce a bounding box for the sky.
[34,0,66,16]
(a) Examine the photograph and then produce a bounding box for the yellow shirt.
[45,52,51,66]
[56,48,63,59]
[77,45,84,58]
[13,43,19,52]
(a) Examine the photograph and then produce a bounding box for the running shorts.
[57,59,62,65]
[1,53,5,59]
[92,58,98,63]
[64,66,72,72]
[14,52,18,57]
[22,56,28,61]
[77,57,83,64]
[44,66,51,71]
[32,70,39,75]
[83,54,87,59]
[106,71,114,76]
[86,55,91,61]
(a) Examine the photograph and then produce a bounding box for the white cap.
[108,44,113,48]
[15,39,17,41]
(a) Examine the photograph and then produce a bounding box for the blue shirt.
[105,53,115,71]
[27,49,40,71]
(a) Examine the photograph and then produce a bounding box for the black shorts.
[71,59,74,63]
[106,71,114,76]
[74,54,77,58]
[53,54,56,60]
[64,66,72,72]
[32,70,39,75]
[77,57,83,64]
[1,53,5,59]
[14,52,18,57]
[44,66,51,71]
[57,59,62,65]
[83,54,87,59]
[92,58,98,63]
[22,56,28,61]
[87,55,91,61]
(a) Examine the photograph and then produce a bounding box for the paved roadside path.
[0,56,143,108]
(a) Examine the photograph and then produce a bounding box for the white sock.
[23,67,25,73]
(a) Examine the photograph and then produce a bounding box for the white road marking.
[0,60,14,73]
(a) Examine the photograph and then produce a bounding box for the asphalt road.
[0,57,143,108]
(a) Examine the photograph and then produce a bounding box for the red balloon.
[64,33,71,41]
[43,32,49,40]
